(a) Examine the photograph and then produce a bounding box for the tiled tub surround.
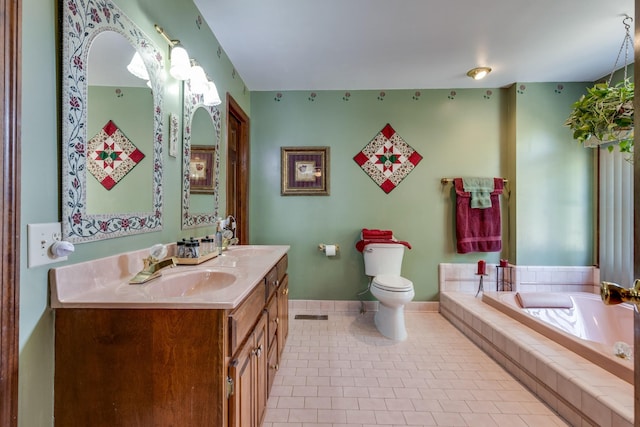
[483,291,633,384]
[440,292,633,427]
[439,263,600,294]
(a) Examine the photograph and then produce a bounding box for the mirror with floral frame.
[61,0,164,242]
[182,79,221,229]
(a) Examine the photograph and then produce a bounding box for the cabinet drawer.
[229,283,266,356]
[265,266,278,302]
[276,254,288,282]
[267,294,278,348]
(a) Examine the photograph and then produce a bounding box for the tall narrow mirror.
[182,80,221,229]
[61,0,164,242]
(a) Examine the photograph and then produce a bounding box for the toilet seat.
[372,274,413,292]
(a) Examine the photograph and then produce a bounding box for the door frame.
[1,0,22,425]
[226,95,250,244]
[634,0,639,418]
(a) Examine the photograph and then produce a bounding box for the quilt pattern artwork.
[87,120,145,190]
[353,123,422,193]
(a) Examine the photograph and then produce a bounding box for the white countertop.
[49,245,290,309]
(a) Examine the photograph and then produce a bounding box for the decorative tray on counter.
[174,251,219,265]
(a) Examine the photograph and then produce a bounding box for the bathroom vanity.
[50,245,289,427]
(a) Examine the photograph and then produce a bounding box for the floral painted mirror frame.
[61,0,164,242]
[182,80,221,229]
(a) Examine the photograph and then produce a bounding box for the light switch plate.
[27,222,66,268]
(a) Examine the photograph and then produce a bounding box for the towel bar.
[441,177,508,185]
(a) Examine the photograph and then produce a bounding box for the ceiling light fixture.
[466,67,492,80]
[155,24,191,80]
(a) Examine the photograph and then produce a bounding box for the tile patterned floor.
[262,310,570,427]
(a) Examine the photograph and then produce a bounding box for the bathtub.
[482,291,634,384]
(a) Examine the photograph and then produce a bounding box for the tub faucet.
[129,256,178,284]
[600,279,640,307]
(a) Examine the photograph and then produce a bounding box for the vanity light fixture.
[190,63,209,93]
[155,24,191,80]
[126,51,150,80]
[466,66,492,80]
[203,81,222,106]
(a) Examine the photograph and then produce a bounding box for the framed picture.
[281,146,330,196]
[189,145,216,194]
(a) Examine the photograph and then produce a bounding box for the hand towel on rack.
[454,177,504,254]
[462,177,495,208]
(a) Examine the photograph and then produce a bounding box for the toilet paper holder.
[318,244,340,253]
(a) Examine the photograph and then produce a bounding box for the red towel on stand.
[361,228,393,239]
[356,228,411,252]
[454,178,504,253]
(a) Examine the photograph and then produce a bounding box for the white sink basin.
[144,269,237,298]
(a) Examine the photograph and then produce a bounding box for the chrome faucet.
[129,256,178,284]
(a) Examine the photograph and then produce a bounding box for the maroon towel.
[454,178,503,253]
[355,239,412,253]
[361,228,394,239]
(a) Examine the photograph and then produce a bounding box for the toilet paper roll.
[324,244,337,257]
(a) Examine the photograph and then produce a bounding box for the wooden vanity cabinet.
[54,253,289,427]
[55,308,228,427]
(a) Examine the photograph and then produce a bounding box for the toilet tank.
[363,243,406,277]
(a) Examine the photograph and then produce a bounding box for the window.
[598,148,634,287]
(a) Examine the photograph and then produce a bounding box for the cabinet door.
[254,312,268,427]
[228,311,268,427]
[266,291,278,349]
[267,340,278,395]
[228,333,254,427]
[277,275,289,357]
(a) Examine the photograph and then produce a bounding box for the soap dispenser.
[215,222,223,255]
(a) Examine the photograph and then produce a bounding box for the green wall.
[513,83,594,265]
[249,85,594,302]
[87,85,154,214]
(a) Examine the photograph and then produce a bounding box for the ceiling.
[194,0,634,91]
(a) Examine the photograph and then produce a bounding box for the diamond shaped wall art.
[353,123,422,193]
[87,120,145,190]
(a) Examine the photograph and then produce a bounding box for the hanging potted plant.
[564,78,634,153]
[565,15,634,154]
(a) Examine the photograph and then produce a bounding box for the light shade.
[203,80,222,106]
[126,52,149,80]
[466,67,492,80]
[169,45,191,80]
[190,64,209,94]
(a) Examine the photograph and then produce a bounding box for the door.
[227,96,250,244]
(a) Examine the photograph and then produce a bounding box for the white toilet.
[363,243,415,341]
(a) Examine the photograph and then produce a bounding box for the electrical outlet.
[27,222,67,268]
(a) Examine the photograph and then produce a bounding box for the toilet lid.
[372,274,413,292]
